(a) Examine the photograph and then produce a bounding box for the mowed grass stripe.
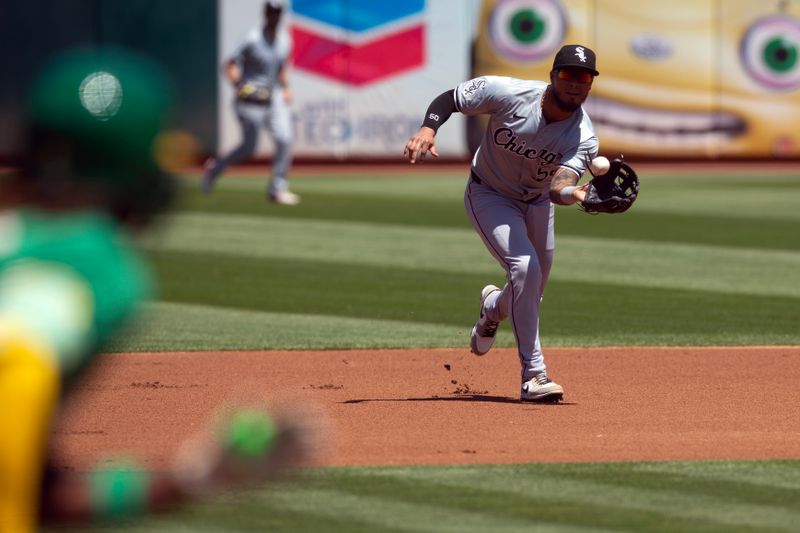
[182,171,800,221]
[263,487,605,533]
[179,189,800,251]
[76,489,395,533]
[69,461,800,533]
[71,493,388,533]
[283,471,661,532]
[78,485,605,533]
[108,301,470,352]
[554,462,800,508]
[142,212,800,298]
[145,251,800,347]
[177,174,800,250]
[632,461,800,491]
[197,172,471,200]
[555,209,800,252]
[110,294,794,351]
[360,463,800,531]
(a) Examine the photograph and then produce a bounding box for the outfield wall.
[2,0,799,161]
[219,0,800,160]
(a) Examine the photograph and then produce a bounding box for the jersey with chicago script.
[454,76,598,203]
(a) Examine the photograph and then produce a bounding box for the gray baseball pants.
[464,178,555,381]
[207,91,293,196]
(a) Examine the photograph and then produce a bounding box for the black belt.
[470,170,542,203]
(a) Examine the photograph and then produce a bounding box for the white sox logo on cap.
[553,44,599,75]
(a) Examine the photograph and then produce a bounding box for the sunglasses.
[557,69,594,84]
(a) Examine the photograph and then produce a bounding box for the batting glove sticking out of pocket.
[236,82,272,105]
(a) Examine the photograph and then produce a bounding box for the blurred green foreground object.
[224,409,279,457]
[23,47,176,224]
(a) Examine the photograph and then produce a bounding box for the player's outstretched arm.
[549,167,588,205]
[404,127,438,164]
[404,89,457,164]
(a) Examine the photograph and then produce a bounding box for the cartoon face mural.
[470,0,800,158]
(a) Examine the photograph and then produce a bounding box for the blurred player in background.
[202,0,299,205]
[0,47,313,533]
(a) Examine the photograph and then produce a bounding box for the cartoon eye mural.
[487,0,567,62]
[740,15,800,91]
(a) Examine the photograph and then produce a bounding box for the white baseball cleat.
[269,191,301,206]
[520,373,564,403]
[470,284,501,356]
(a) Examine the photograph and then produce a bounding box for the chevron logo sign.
[291,0,426,85]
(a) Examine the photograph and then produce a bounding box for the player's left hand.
[281,87,294,105]
[404,127,439,164]
[573,182,591,202]
[579,157,639,214]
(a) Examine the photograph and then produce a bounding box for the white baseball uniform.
[456,75,598,380]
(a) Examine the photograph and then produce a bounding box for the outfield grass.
[112,167,800,351]
[77,460,800,532]
[90,166,800,533]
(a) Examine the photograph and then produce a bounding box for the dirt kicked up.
[51,346,800,470]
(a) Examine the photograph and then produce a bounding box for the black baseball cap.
[264,0,284,12]
[552,44,599,76]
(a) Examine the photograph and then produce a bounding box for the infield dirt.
[51,346,800,470]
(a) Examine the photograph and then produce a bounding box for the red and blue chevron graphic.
[291,0,426,85]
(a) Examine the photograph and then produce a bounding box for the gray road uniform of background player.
[459,75,598,386]
[203,4,294,202]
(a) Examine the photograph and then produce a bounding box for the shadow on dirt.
[343,395,575,406]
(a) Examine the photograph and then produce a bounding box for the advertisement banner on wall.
[218,0,480,159]
[219,0,800,160]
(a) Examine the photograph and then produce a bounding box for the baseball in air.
[589,156,610,175]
